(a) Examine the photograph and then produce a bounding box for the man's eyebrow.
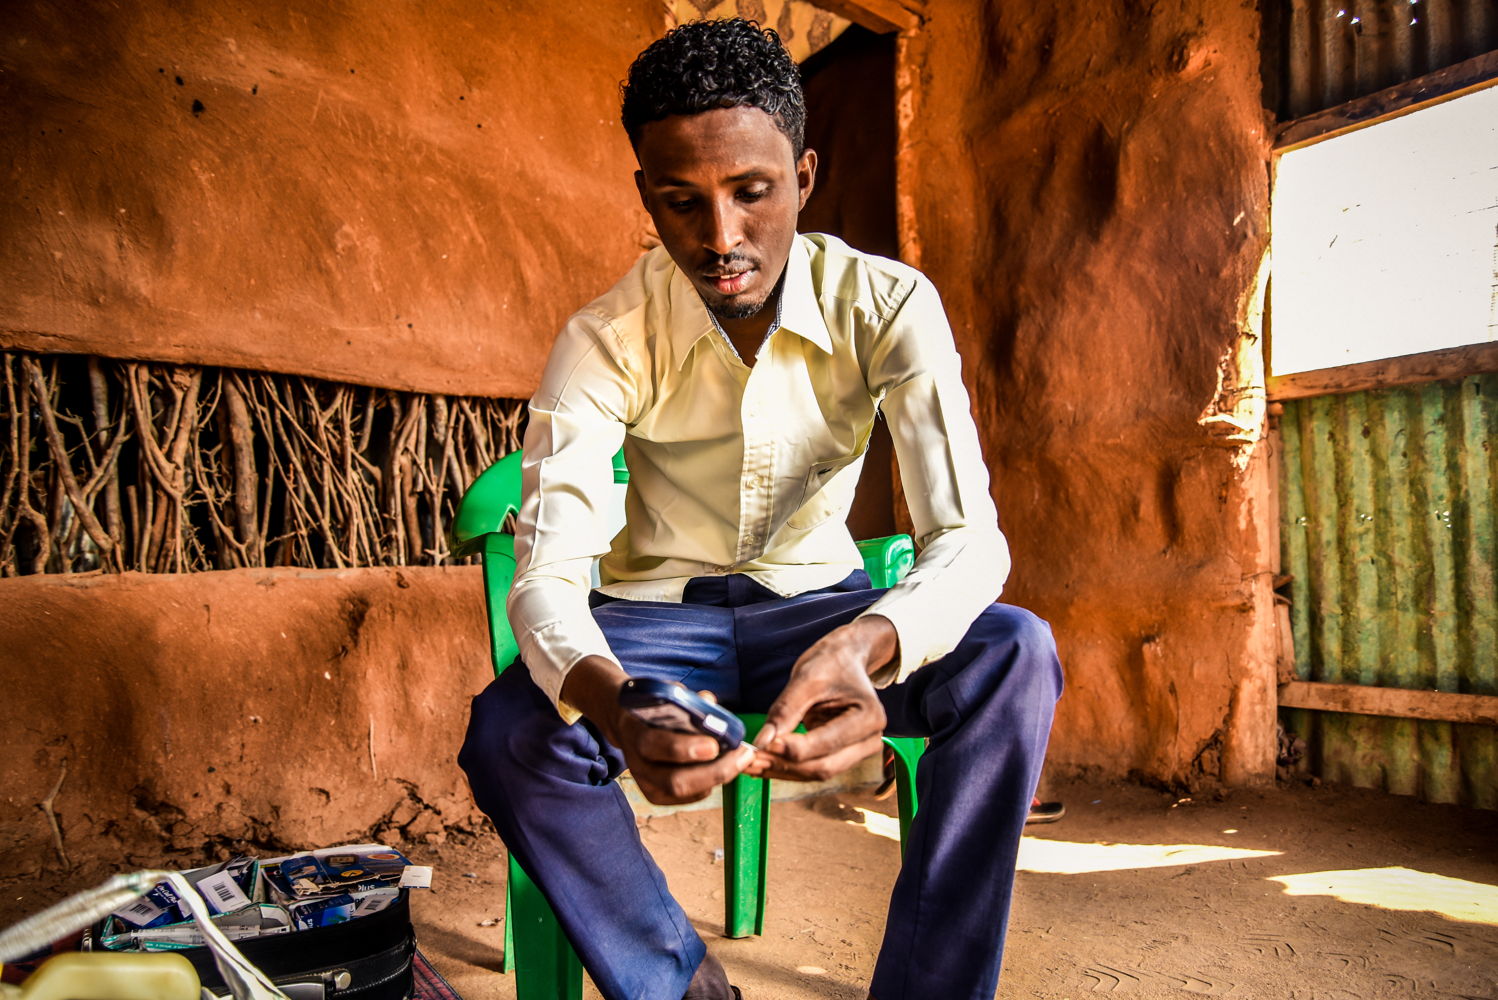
[650,169,774,188]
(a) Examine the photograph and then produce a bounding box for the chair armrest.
[449,451,524,557]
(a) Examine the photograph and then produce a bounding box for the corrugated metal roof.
[1278,374,1497,807]
[1263,0,1498,119]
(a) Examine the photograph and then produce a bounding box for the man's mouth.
[702,267,755,296]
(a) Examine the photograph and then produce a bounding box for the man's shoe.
[683,952,741,1000]
[1026,797,1065,824]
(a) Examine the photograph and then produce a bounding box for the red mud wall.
[0,0,1284,876]
[0,0,657,398]
[907,1,1279,785]
[1,1,658,868]
[0,568,492,876]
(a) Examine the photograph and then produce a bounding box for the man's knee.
[961,603,1064,706]
[458,668,608,806]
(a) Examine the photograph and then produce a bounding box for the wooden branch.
[39,760,70,869]
[80,426,127,503]
[1276,50,1498,151]
[164,369,201,476]
[812,0,921,33]
[2,355,49,574]
[127,366,184,499]
[22,357,116,558]
[3,350,526,575]
[87,358,124,562]
[1280,680,1498,727]
[0,356,23,565]
[222,376,261,562]
[1267,341,1498,401]
[392,400,424,564]
[124,484,141,571]
[192,443,251,569]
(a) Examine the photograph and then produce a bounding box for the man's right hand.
[561,655,755,805]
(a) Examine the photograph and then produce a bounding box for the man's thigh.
[591,573,890,714]
[463,600,738,789]
[590,599,742,704]
[732,584,888,713]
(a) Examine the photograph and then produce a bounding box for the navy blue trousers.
[459,572,1061,1000]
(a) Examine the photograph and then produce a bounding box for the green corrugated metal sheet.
[1279,373,1497,808]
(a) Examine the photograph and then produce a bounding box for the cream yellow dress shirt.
[510,233,1011,719]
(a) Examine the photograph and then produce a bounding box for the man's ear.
[795,149,818,211]
[796,147,820,209]
[634,169,649,211]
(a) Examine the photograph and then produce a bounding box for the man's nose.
[701,198,744,256]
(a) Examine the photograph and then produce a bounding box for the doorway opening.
[798,23,900,540]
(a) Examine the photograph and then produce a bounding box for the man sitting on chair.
[459,18,1062,1000]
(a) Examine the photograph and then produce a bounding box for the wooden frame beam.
[812,0,921,34]
[1280,681,1498,727]
[1275,49,1498,151]
[1267,341,1498,401]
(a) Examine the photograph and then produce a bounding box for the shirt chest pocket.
[785,453,863,531]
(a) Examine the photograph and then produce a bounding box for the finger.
[758,734,885,783]
[776,702,885,763]
[632,724,723,764]
[761,681,829,751]
[697,690,718,704]
[633,744,755,804]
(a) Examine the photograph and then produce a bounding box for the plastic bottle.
[0,951,200,1000]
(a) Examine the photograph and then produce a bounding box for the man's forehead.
[635,106,795,178]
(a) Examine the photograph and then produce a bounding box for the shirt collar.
[670,235,834,369]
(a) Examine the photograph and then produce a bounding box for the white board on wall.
[1270,82,1498,376]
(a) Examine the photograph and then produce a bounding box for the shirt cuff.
[855,600,945,688]
[512,615,619,725]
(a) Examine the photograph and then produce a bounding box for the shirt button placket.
[738,372,773,564]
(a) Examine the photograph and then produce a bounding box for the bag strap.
[162,872,290,1000]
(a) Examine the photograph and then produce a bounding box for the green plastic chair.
[449,449,926,1000]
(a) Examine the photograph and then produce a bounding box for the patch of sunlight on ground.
[1271,867,1498,926]
[843,807,1280,874]
[1014,838,1281,874]
[846,807,903,842]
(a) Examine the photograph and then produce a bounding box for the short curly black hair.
[620,18,805,157]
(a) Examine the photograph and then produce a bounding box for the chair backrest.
[450,449,915,678]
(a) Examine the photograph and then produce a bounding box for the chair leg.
[723,712,771,938]
[883,736,925,856]
[722,771,772,938]
[508,854,584,1000]
[502,874,516,974]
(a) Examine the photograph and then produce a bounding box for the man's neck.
[708,275,785,366]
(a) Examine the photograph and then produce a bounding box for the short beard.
[709,269,784,323]
[712,297,769,321]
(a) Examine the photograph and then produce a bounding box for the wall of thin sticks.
[1,351,526,575]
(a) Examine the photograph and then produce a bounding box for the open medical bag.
[73,845,426,999]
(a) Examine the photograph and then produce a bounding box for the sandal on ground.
[1026,797,1066,824]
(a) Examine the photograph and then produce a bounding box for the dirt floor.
[5,777,1495,999]
[397,778,1498,999]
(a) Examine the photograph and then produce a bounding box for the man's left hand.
[750,615,898,781]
